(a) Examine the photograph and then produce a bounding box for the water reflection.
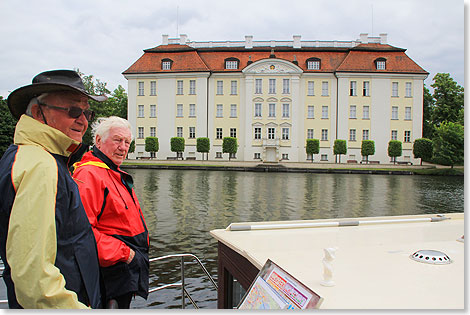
[112,170,466,308]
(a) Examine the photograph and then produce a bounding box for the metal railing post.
[181,256,185,309]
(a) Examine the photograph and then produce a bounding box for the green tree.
[170,137,185,159]
[388,140,402,164]
[222,137,238,161]
[196,137,210,160]
[333,139,347,163]
[0,96,16,156]
[128,140,135,156]
[431,73,464,128]
[433,122,464,168]
[306,139,319,162]
[413,138,433,165]
[422,85,435,139]
[361,140,375,163]
[145,137,159,158]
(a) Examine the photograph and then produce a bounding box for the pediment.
[243,59,303,75]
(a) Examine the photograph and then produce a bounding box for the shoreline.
[121,159,464,176]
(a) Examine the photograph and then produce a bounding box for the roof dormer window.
[162,58,173,70]
[307,57,321,70]
[375,58,386,70]
[225,58,239,70]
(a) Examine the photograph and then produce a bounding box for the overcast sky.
[0,0,464,99]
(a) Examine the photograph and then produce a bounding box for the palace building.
[123,33,428,164]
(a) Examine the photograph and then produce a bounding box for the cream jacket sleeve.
[6,146,88,309]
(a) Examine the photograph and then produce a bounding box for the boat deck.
[210,213,464,309]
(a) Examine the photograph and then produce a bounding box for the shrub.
[145,137,159,158]
[413,138,433,165]
[306,139,319,162]
[361,140,375,163]
[388,140,402,164]
[222,137,238,161]
[333,139,347,163]
[197,137,210,160]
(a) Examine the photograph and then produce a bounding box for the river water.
[123,169,464,309]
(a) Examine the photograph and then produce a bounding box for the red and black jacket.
[73,147,149,300]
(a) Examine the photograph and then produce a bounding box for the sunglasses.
[38,101,95,121]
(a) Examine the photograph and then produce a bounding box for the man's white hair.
[92,116,133,145]
[25,93,49,116]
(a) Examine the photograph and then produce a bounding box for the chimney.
[245,35,253,49]
[162,34,169,45]
[293,35,301,49]
[380,33,388,44]
[180,34,188,45]
[360,33,368,44]
[270,49,276,58]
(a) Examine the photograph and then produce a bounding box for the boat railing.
[0,253,217,309]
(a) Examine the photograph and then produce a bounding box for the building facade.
[123,33,428,164]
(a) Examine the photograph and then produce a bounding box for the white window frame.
[405,107,412,120]
[230,128,237,138]
[189,80,196,95]
[176,104,183,117]
[321,129,328,141]
[363,81,370,96]
[363,105,370,119]
[231,81,237,95]
[176,127,183,138]
[150,81,156,96]
[150,105,156,118]
[308,60,320,70]
[230,104,237,118]
[350,105,357,119]
[392,82,399,97]
[362,129,369,140]
[189,127,196,139]
[307,81,315,96]
[138,127,144,139]
[307,105,314,119]
[282,79,290,94]
[225,60,238,69]
[349,129,356,141]
[282,103,290,118]
[350,81,357,96]
[269,79,276,94]
[307,129,314,139]
[254,152,261,159]
[405,82,412,97]
[255,79,262,94]
[376,60,386,70]
[392,106,398,120]
[162,61,171,70]
[282,128,290,140]
[282,153,289,160]
[391,130,398,140]
[216,128,223,139]
[177,80,183,95]
[322,81,329,96]
[216,104,223,118]
[150,127,156,137]
[404,130,411,143]
[254,103,262,117]
[138,82,144,96]
[322,106,328,119]
[217,81,223,95]
[269,103,276,117]
[254,127,261,140]
[189,104,196,117]
[138,105,144,118]
[267,127,276,140]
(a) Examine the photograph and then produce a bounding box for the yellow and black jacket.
[0,115,103,308]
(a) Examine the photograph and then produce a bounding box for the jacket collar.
[14,114,82,157]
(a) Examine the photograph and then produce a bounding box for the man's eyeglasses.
[38,101,95,121]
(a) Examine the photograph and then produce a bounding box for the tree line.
[0,72,464,166]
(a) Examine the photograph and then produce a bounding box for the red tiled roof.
[122,43,428,75]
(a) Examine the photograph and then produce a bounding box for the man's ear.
[31,103,44,122]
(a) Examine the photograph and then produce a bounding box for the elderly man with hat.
[0,70,106,308]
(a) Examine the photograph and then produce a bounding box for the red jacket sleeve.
[74,167,130,267]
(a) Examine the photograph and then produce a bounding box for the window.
[405,82,412,97]
[150,127,156,137]
[189,127,195,139]
[230,104,237,118]
[307,58,321,70]
[176,127,183,137]
[282,153,289,160]
[255,79,262,94]
[138,127,144,139]
[254,153,261,159]
[138,82,144,96]
[322,106,328,119]
[349,129,356,141]
[405,107,411,120]
[177,80,183,95]
[321,129,328,141]
[269,79,276,94]
[307,129,314,139]
[392,106,398,120]
[268,128,275,140]
[404,131,411,142]
[225,58,239,69]
[321,154,328,161]
[254,103,262,117]
[189,80,196,95]
[307,105,314,119]
[162,59,172,70]
[363,106,370,119]
[254,127,261,140]
[350,81,357,96]
[217,81,223,95]
[307,81,315,96]
[269,103,276,117]
[391,130,398,140]
[216,152,223,158]
[375,58,386,70]
[363,81,370,96]
[150,81,156,95]
[363,129,369,140]
[216,104,223,118]
[282,128,290,140]
[350,105,357,119]
[176,104,183,117]
[282,103,290,118]
[216,128,223,139]
[322,81,329,96]
[283,79,290,94]
[150,105,156,118]
[392,82,399,97]
[189,104,196,117]
[231,81,237,95]
[230,128,237,138]
[138,105,144,118]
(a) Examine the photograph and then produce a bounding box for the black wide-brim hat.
[7,69,107,119]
